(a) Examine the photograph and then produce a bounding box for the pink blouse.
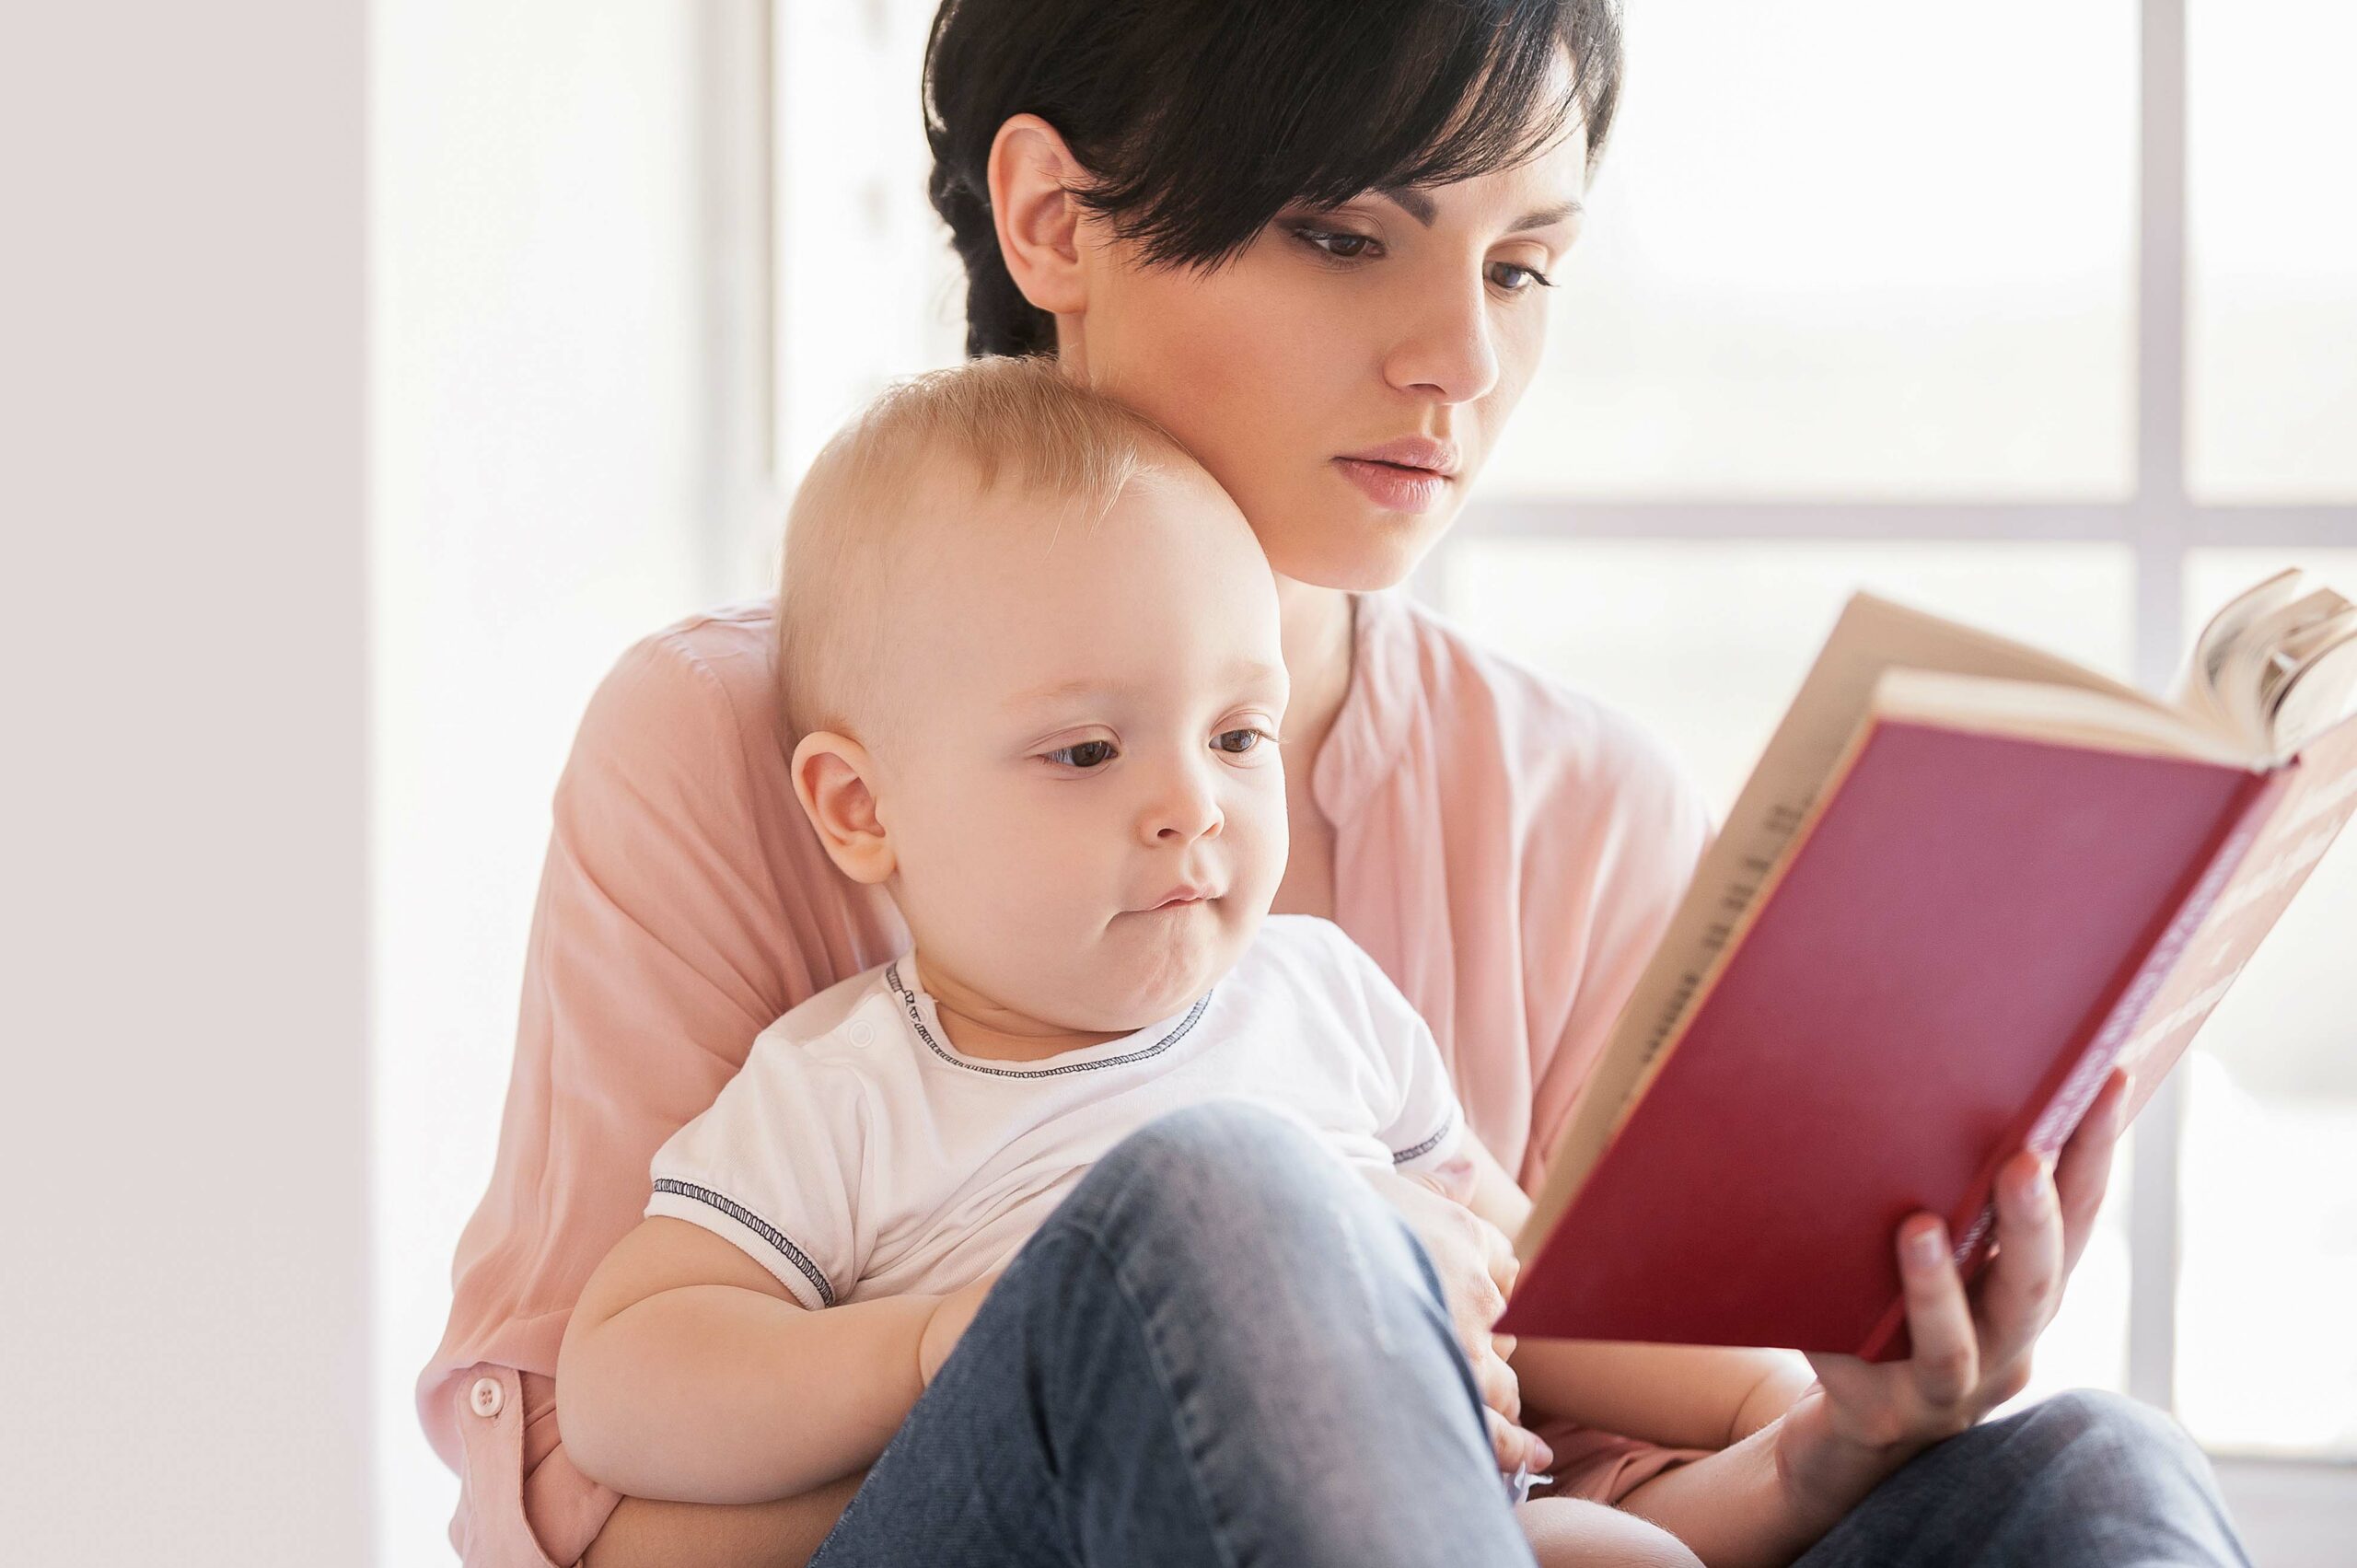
[421,587,1719,1565]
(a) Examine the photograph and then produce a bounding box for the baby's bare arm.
[1512,1339,1815,1450]
[558,1216,939,1504]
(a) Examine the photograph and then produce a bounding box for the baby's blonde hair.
[777,354,1188,749]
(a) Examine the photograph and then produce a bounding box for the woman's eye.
[1045,739,1118,770]
[1488,260,1555,295]
[1213,727,1273,756]
[1295,226,1380,261]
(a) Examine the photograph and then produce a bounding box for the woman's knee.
[2016,1388,2207,1472]
[1055,1098,1411,1280]
[1986,1387,2232,1524]
[1094,1099,1361,1207]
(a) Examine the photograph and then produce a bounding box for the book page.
[2269,619,2357,753]
[1871,670,2254,764]
[2178,569,2357,757]
[2105,708,2357,1126]
[2180,568,2306,743]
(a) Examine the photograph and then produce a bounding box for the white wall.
[0,6,373,1565]
[370,4,734,1563]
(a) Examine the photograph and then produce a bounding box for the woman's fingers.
[1810,1154,2084,1455]
[1975,1149,2068,1363]
[2054,1067,2129,1280]
[1896,1214,1979,1410]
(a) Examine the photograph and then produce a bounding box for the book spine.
[1852,767,2289,1364]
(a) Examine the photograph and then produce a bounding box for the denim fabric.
[1793,1388,2252,1567]
[809,1099,1537,1567]
[812,1100,2250,1568]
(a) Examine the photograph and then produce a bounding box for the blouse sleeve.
[1518,702,1718,1197]
[416,616,898,1565]
[1513,698,1723,1507]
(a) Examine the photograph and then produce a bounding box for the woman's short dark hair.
[923,0,1624,359]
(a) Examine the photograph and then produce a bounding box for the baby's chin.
[1079,900,1253,1026]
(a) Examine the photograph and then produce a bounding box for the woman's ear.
[988,113,1089,319]
[789,731,896,886]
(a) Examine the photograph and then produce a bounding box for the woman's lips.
[1332,457,1453,514]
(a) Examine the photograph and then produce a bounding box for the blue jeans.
[811,1101,2250,1567]
[1793,1388,2251,1567]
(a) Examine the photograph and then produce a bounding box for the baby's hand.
[918,1270,1002,1384]
[1357,1166,1545,1468]
[1488,1407,1556,1478]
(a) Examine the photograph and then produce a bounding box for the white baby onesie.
[645,913,1471,1310]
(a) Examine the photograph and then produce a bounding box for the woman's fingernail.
[1908,1222,1946,1269]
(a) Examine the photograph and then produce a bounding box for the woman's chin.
[1244,473,1463,593]
[1264,517,1446,595]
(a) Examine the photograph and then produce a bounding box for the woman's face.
[1067,126,1589,593]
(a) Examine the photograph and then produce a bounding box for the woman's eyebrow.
[1372,186,1584,233]
[1506,198,1584,233]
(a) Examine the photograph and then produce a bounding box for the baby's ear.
[789,731,895,885]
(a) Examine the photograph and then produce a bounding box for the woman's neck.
[1275,575,1355,770]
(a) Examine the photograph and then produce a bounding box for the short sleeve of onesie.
[1304,921,1471,1195]
[645,1028,871,1310]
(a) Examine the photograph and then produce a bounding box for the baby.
[558,357,1778,1564]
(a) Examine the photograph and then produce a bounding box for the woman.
[423,3,2252,1564]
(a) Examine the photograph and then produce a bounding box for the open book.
[1498,569,2357,1361]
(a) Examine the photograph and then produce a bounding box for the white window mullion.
[2126,0,2191,1419]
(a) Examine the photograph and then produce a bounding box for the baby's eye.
[1044,738,1119,770]
[1212,727,1274,756]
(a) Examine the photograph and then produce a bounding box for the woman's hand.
[1772,1067,2131,1518]
[918,1271,1002,1385]
[1357,1165,1553,1474]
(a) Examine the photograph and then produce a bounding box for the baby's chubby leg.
[1515,1495,1705,1568]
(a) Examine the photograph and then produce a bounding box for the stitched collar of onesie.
[882,955,1213,1080]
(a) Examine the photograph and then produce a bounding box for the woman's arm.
[559,1217,941,1504]
[422,615,911,1564]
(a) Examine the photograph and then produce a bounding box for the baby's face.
[869,458,1290,1034]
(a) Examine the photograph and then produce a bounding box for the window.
[1484,1,2140,500]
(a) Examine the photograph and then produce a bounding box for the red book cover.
[1498,712,2357,1360]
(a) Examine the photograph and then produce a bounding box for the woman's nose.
[1381,272,1500,405]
